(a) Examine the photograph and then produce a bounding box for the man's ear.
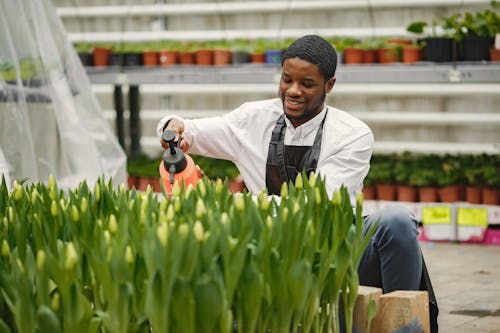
[326,76,336,93]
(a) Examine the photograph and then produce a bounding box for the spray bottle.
[159,130,202,194]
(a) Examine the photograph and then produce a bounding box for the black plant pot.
[424,37,455,62]
[231,51,251,64]
[124,53,143,67]
[459,36,494,61]
[78,52,93,67]
[109,53,125,67]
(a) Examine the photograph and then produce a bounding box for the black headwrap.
[281,35,338,80]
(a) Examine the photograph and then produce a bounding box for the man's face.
[279,57,335,127]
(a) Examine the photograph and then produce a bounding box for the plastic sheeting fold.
[0,0,126,189]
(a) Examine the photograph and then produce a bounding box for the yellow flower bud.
[259,192,270,211]
[71,205,79,222]
[266,216,273,229]
[356,191,364,208]
[174,197,181,213]
[195,199,206,219]
[59,198,67,212]
[197,180,206,197]
[293,201,300,214]
[64,243,78,270]
[13,181,22,202]
[81,197,88,213]
[94,182,101,203]
[308,172,316,187]
[315,188,322,205]
[108,215,118,235]
[235,194,245,212]
[2,217,7,228]
[193,221,205,241]
[280,182,288,198]
[332,190,342,206]
[104,230,111,244]
[185,184,194,199]
[49,187,56,201]
[221,212,228,225]
[178,224,189,238]
[160,197,168,212]
[125,246,134,264]
[282,207,289,221]
[229,237,238,251]
[157,223,168,247]
[215,178,223,194]
[166,204,175,222]
[171,182,181,197]
[16,259,25,274]
[48,175,56,189]
[51,292,60,312]
[1,240,10,258]
[295,173,303,189]
[31,189,39,205]
[50,201,58,217]
[8,207,13,222]
[36,250,46,270]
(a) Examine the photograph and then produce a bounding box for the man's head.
[279,35,337,127]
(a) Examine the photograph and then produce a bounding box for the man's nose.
[287,82,301,96]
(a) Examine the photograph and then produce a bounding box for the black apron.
[265,112,326,195]
[265,112,439,333]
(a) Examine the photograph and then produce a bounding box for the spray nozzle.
[162,130,188,184]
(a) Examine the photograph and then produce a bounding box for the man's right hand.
[160,118,189,151]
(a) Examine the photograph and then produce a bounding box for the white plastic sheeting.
[0,0,126,189]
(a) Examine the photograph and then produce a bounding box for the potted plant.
[92,43,112,67]
[436,155,464,203]
[359,38,381,63]
[492,33,500,61]
[462,154,483,204]
[477,162,500,205]
[73,42,93,66]
[376,38,401,64]
[402,40,424,64]
[369,154,396,201]
[406,19,456,62]
[341,38,364,64]
[158,40,180,66]
[452,1,499,61]
[230,39,252,64]
[408,154,440,202]
[142,41,160,67]
[211,40,233,66]
[393,152,418,202]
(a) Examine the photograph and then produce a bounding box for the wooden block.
[370,290,430,333]
[353,286,382,333]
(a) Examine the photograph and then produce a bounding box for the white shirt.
[157,98,374,201]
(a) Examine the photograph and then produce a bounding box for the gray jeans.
[358,205,423,292]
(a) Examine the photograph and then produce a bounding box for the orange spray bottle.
[159,130,201,194]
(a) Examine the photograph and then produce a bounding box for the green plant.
[453,1,500,39]
[367,155,394,185]
[436,155,464,187]
[0,173,376,333]
[393,152,417,186]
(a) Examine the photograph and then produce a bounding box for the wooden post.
[354,287,430,333]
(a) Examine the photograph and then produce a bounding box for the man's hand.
[160,118,189,151]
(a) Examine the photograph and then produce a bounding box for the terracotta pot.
[213,49,232,66]
[362,185,376,200]
[128,175,138,189]
[378,48,399,64]
[159,50,178,66]
[195,49,213,66]
[438,185,462,203]
[343,47,364,64]
[363,50,377,63]
[143,51,159,67]
[419,187,438,203]
[465,186,482,204]
[93,47,111,67]
[482,188,499,205]
[376,184,396,201]
[251,53,266,63]
[396,185,417,202]
[387,38,412,46]
[178,51,195,65]
[402,46,422,64]
[490,48,500,62]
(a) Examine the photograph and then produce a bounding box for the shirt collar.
[284,105,327,137]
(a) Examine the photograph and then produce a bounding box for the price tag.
[422,206,452,225]
[457,207,488,227]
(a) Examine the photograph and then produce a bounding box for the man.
[157,35,438,332]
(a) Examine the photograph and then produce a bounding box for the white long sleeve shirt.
[157,98,374,201]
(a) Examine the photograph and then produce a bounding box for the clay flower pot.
[396,185,417,202]
[376,184,396,201]
[250,53,266,63]
[194,49,213,66]
[343,47,364,64]
[438,185,462,203]
[482,188,499,205]
[362,185,376,200]
[93,47,111,67]
[213,49,232,66]
[159,50,178,66]
[465,186,482,204]
[490,48,500,62]
[377,48,399,64]
[419,187,438,203]
[143,51,159,67]
[402,46,422,64]
[178,51,195,65]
